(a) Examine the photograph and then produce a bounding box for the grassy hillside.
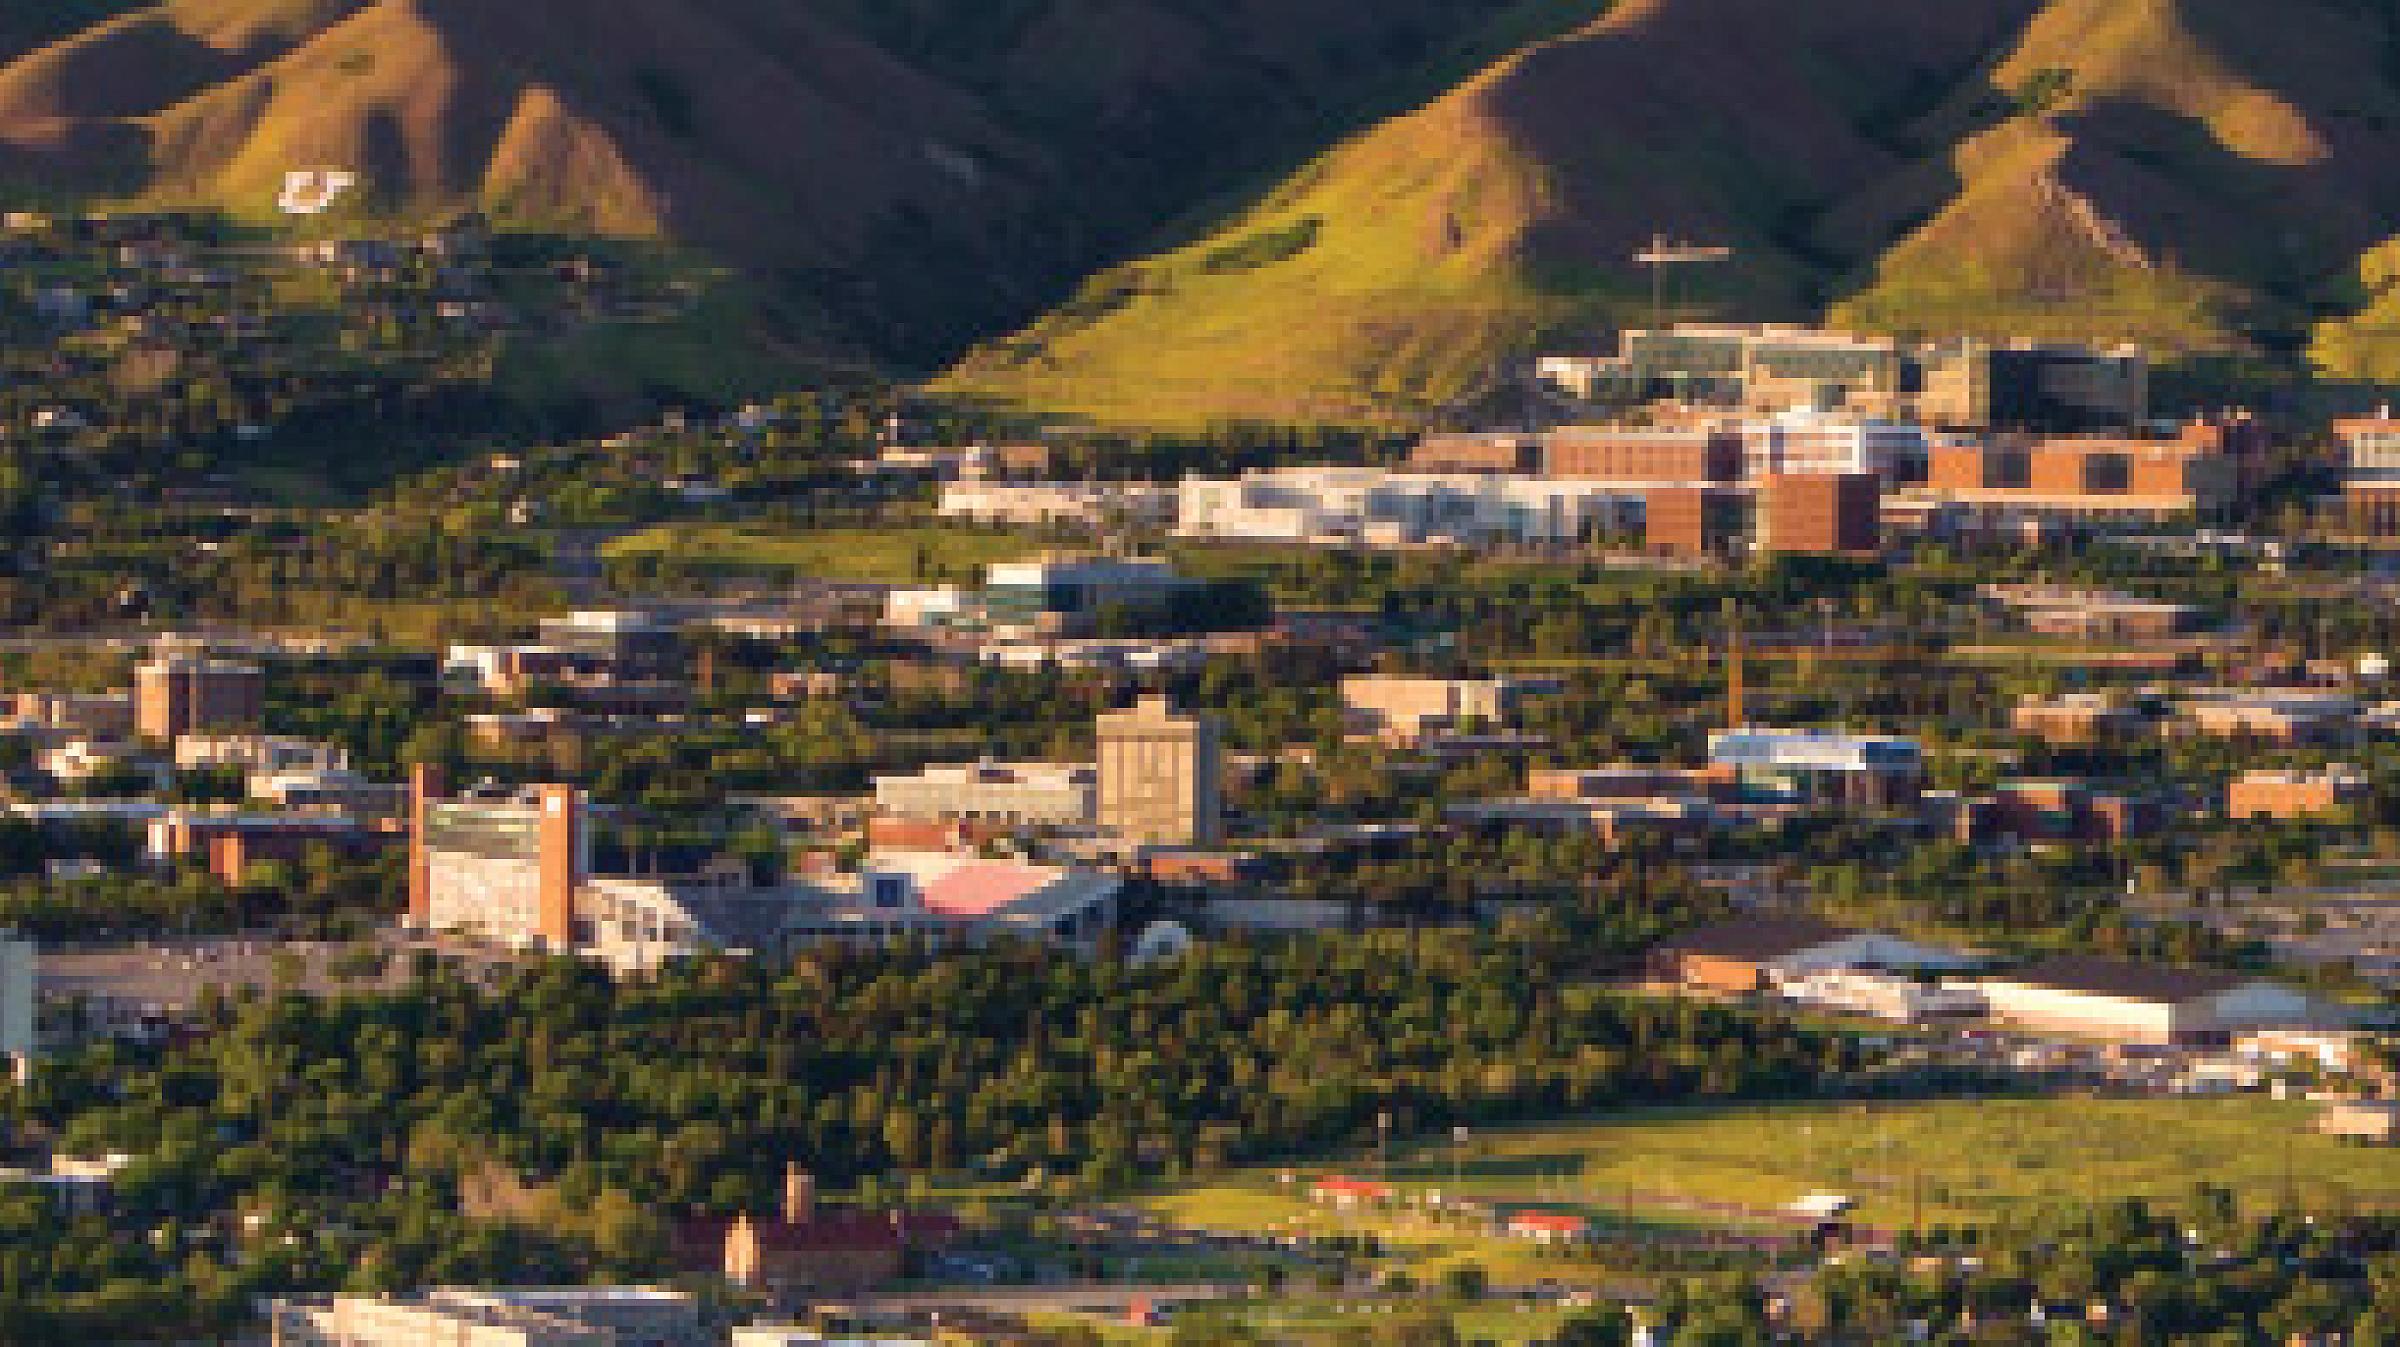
[948,0,2400,428]
[1833,0,2400,352]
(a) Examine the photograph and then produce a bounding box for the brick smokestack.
[536,785,582,949]
[407,763,446,927]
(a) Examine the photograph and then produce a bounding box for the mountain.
[0,0,1542,367]
[11,0,2400,425]
[945,0,2400,427]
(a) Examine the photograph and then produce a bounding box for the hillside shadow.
[1473,0,2043,319]
[2049,96,2395,310]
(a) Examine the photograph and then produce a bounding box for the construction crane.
[1634,233,1734,332]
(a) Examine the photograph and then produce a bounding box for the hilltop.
[946,0,2400,427]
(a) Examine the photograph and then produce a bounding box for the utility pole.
[1724,596,1747,730]
[1633,234,1735,334]
[1911,1165,1924,1246]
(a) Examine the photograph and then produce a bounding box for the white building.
[268,1287,704,1346]
[885,555,1194,634]
[38,738,147,786]
[1774,969,1986,1023]
[1177,467,1645,548]
[938,480,1176,528]
[249,768,406,817]
[872,761,1095,827]
[1977,957,2320,1045]
[175,734,349,775]
[882,587,969,629]
[1733,410,1931,482]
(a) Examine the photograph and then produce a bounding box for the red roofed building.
[1505,1210,1593,1244]
[678,1164,959,1296]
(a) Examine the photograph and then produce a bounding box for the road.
[845,1282,1243,1316]
[39,934,524,1013]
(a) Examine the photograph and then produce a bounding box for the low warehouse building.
[1977,957,2319,1046]
[2319,1100,2400,1145]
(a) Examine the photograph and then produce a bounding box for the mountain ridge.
[7,0,2400,422]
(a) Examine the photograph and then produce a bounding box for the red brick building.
[682,1166,959,1297]
[1544,428,1742,483]
[1759,473,1880,555]
[1644,485,1749,557]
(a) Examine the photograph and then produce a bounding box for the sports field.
[601,523,1037,582]
[1151,1095,2400,1241]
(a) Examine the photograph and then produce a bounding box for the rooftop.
[1653,916,1859,962]
[1987,956,2258,1004]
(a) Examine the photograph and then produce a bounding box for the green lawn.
[1150,1096,2400,1245]
[1029,1301,1576,1345]
[599,523,1042,583]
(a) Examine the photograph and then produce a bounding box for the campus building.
[1706,728,1925,807]
[2226,765,2370,821]
[1339,676,1551,745]
[885,555,1200,637]
[407,770,1120,972]
[1176,467,1645,548]
[1096,696,1222,846]
[0,691,135,739]
[1893,426,2240,540]
[870,761,1096,828]
[1757,472,1880,556]
[535,609,684,680]
[679,1164,958,1298]
[1540,324,2147,433]
[2337,410,2400,534]
[1975,958,2320,1046]
[134,654,263,741]
[1648,917,1970,995]
[268,1287,706,1346]
[979,555,1195,635]
[936,480,1177,529]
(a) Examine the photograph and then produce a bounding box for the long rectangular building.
[871,761,1094,827]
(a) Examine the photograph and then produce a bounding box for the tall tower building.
[1096,696,1222,847]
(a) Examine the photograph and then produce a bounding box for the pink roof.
[1508,1211,1589,1231]
[917,862,1054,917]
[1310,1176,1394,1199]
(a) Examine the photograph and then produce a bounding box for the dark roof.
[1654,917,1859,963]
[1993,956,2258,1004]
